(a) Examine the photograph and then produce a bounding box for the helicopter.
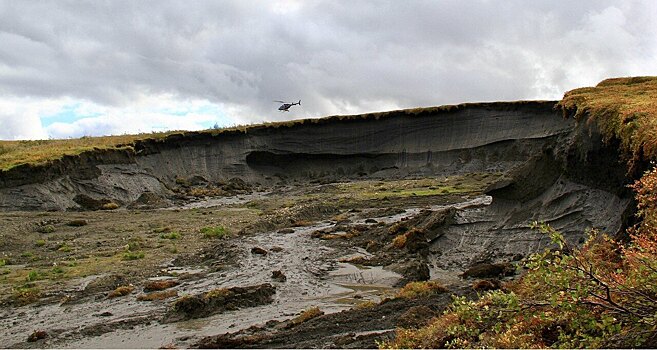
[274,100,301,112]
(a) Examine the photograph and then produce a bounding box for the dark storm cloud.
[0,0,656,127]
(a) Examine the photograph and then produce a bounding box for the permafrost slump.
[0,101,631,263]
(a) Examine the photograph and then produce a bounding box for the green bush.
[26,270,40,282]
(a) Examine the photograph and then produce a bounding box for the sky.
[0,1,656,140]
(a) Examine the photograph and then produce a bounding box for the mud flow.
[0,175,491,348]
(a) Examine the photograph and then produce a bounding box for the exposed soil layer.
[0,102,635,348]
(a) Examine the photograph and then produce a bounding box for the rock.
[388,260,430,287]
[83,274,127,295]
[27,330,48,342]
[163,283,276,323]
[461,262,515,279]
[271,270,287,282]
[223,178,252,194]
[278,228,295,234]
[402,228,429,252]
[73,194,115,211]
[364,218,378,224]
[188,175,209,186]
[472,279,502,291]
[366,240,380,252]
[270,246,284,253]
[127,192,171,209]
[66,219,88,227]
[251,247,268,255]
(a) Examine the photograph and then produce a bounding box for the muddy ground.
[1,173,514,348]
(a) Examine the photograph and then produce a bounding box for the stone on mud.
[251,247,268,255]
[66,219,88,227]
[472,279,503,291]
[388,260,430,287]
[271,270,287,282]
[162,283,276,323]
[27,330,48,342]
[83,274,127,295]
[73,194,116,211]
[127,191,171,209]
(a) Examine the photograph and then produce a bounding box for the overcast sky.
[0,1,656,140]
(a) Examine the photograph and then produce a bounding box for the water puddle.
[173,192,268,209]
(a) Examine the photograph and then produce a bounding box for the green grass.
[160,232,181,240]
[558,76,657,166]
[122,251,145,260]
[200,226,229,239]
[26,270,40,282]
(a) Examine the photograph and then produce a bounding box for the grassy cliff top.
[558,76,657,164]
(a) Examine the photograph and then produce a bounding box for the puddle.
[173,192,268,209]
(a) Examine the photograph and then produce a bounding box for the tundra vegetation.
[383,77,657,349]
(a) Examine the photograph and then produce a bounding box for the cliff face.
[0,102,627,224]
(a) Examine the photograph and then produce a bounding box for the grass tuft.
[200,226,229,239]
[396,280,448,299]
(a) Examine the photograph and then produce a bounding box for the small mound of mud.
[162,283,276,323]
[73,194,117,211]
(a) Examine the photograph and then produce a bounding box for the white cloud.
[0,0,656,139]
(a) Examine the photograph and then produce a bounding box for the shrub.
[36,225,55,234]
[289,307,323,326]
[101,202,119,210]
[12,286,41,305]
[384,219,657,349]
[137,289,178,301]
[108,285,134,298]
[391,233,407,248]
[396,281,448,299]
[143,280,178,292]
[35,239,46,247]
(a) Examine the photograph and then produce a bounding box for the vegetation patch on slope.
[558,76,657,167]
